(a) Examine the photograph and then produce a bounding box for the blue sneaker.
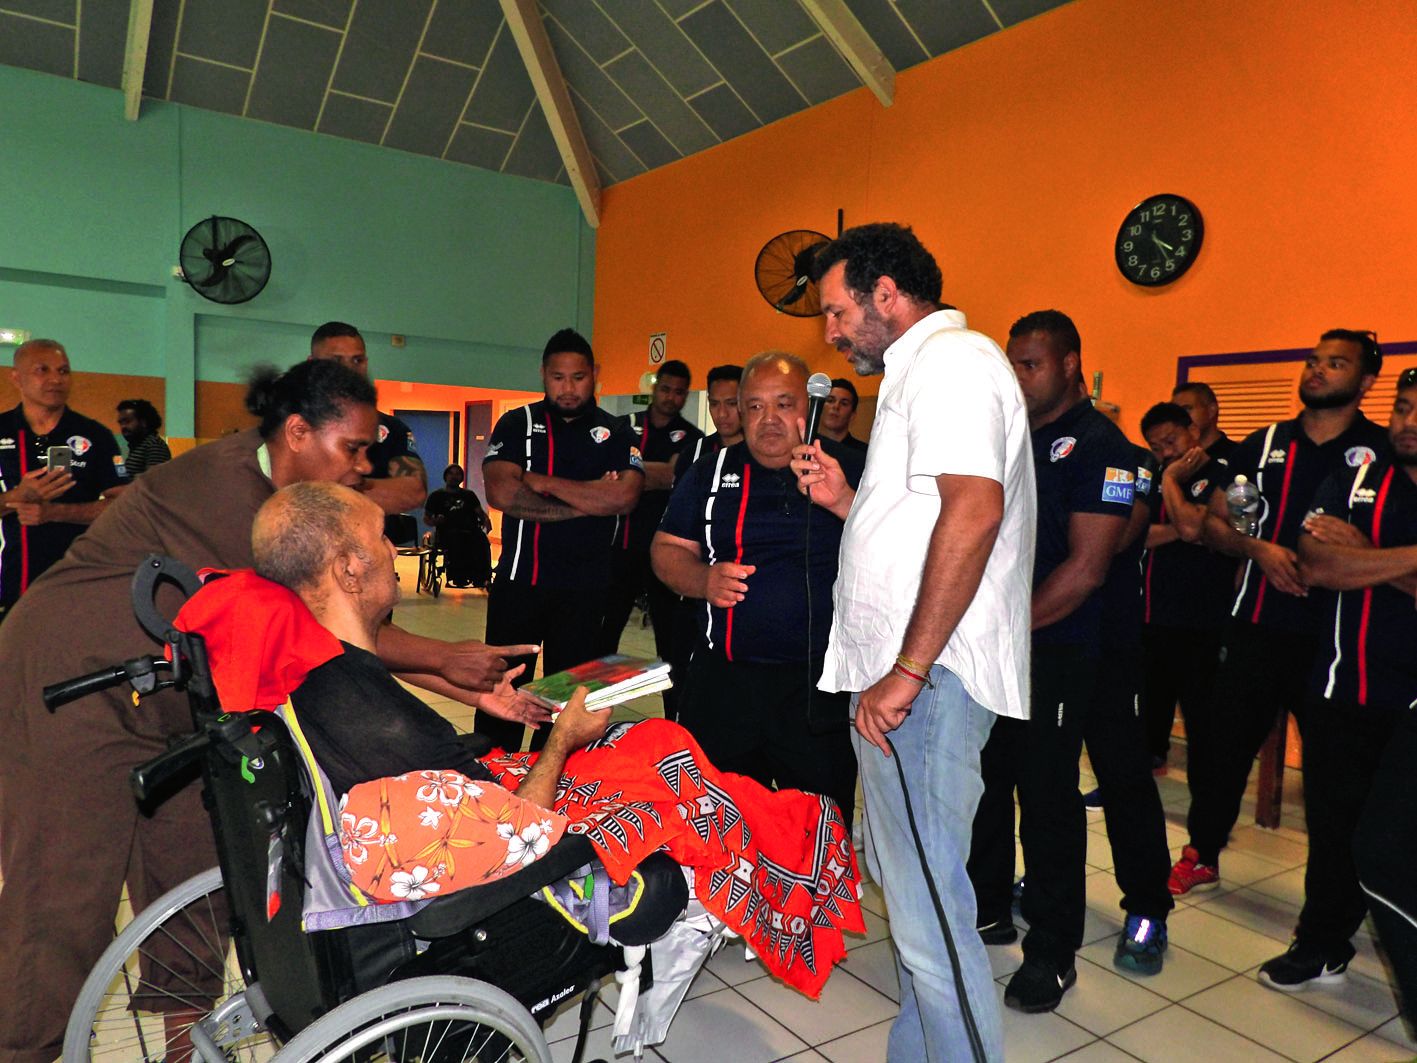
[1114,913,1167,975]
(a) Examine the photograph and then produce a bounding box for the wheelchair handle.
[131,730,211,805]
[43,656,172,712]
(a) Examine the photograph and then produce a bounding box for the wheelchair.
[52,557,691,1062]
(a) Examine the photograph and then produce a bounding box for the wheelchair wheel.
[64,866,275,1062]
[277,975,550,1062]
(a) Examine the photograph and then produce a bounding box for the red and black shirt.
[484,400,643,591]
[0,404,127,608]
[659,440,863,665]
[616,410,703,554]
[1142,455,1238,631]
[1227,414,1390,634]
[1306,459,1417,710]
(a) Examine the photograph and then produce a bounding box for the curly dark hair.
[810,223,942,306]
[1009,309,1082,358]
[117,398,163,433]
[245,359,377,440]
[1140,402,1192,437]
[1319,329,1383,377]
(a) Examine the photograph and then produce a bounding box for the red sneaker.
[1168,846,1219,896]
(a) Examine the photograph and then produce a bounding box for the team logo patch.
[1050,436,1076,462]
[113,455,129,478]
[670,429,685,443]
[628,446,644,470]
[1345,446,1377,467]
[486,442,502,457]
[1137,467,1154,495]
[67,435,92,456]
[1191,478,1210,497]
[589,426,611,443]
[1352,487,1377,504]
[377,424,390,444]
[0,437,14,449]
[719,472,741,489]
[1267,448,1287,463]
[406,431,416,449]
[1102,467,1135,504]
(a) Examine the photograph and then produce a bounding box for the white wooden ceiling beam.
[497,0,602,227]
[798,0,895,107]
[121,0,156,121]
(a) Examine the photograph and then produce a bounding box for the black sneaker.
[977,918,1018,945]
[1082,787,1103,814]
[1258,941,1354,992]
[1004,956,1077,1013]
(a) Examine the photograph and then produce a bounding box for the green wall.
[0,64,594,435]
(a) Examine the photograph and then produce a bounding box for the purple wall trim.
[1175,341,1417,387]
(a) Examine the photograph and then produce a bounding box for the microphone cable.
[803,442,988,1063]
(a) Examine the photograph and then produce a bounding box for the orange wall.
[592,0,1417,441]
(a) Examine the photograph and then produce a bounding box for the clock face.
[1115,194,1203,286]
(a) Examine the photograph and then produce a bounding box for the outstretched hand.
[474,664,553,727]
[442,640,542,691]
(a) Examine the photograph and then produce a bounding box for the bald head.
[253,482,376,595]
[11,339,71,411]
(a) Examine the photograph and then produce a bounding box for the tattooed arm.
[485,460,583,522]
[361,453,428,515]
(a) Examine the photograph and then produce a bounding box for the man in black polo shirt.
[1171,381,1236,464]
[653,352,863,827]
[1170,329,1389,899]
[598,360,702,719]
[308,321,426,516]
[1139,402,1238,770]
[969,310,1138,1012]
[819,377,868,453]
[1253,372,1417,991]
[481,328,644,752]
[1,339,128,621]
[676,363,744,476]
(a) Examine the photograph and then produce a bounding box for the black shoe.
[1005,956,1077,1013]
[1258,940,1354,992]
[977,918,1018,946]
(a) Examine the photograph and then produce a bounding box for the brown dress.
[0,429,273,1063]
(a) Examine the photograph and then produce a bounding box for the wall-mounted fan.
[754,229,832,317]
[179,216,272,304]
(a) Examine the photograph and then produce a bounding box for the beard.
[549,394,594,419]
[836,303,894,377]
[1299,380,1362,410]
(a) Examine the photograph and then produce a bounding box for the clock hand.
[1151,233,1174,253]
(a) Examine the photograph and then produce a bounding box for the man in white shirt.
[793,223,1034,1062]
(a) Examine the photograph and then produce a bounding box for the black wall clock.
[1115,194,1203,286]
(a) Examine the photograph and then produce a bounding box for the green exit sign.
[632,395,651,405]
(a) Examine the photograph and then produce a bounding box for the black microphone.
[804,372,833,443]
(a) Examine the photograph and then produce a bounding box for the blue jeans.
[853,666,1002,1063]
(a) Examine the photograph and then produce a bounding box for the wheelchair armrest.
[406,833,597,939]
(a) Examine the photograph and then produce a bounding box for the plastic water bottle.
[1225,475,1260,536]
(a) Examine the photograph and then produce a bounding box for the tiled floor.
[23,557,1412,1061]
[387,561,1415,1062]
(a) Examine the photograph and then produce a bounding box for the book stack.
[521,654,673,713]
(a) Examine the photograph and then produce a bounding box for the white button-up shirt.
[819,309,1035,720]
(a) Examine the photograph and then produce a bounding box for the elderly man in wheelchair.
[57,482,863,1062]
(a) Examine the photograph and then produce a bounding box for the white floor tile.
[857,880,888,919]
[703,940,771,987]
[839,939,899,1003]
[1246,865,1309,909]
[817,1019,892,1063]
[1107,1004,1290,1063]
[1226,825,1310,869]
[736,962,897,1045]
[986,937,1026,980]
[541,989,614,1043]
[1281,968,1401,1039]
[1166,906,1293,973]
[1318,1031,1417,1062]
[1053,1041,1142,1062]
[997,983,1095,1063]
[1076,940,1232,1002]
[1186,975,1367,1061]
[655,987,809,1062]
[1054,957,1171,1036]
[845,905,890,947]
[1087,829,1117,871]
[1374,1016,1416,1052]
[1193,887,1300,945]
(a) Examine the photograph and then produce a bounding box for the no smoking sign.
[648,332,666,366]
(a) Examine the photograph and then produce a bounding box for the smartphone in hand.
[46,445,74,472]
